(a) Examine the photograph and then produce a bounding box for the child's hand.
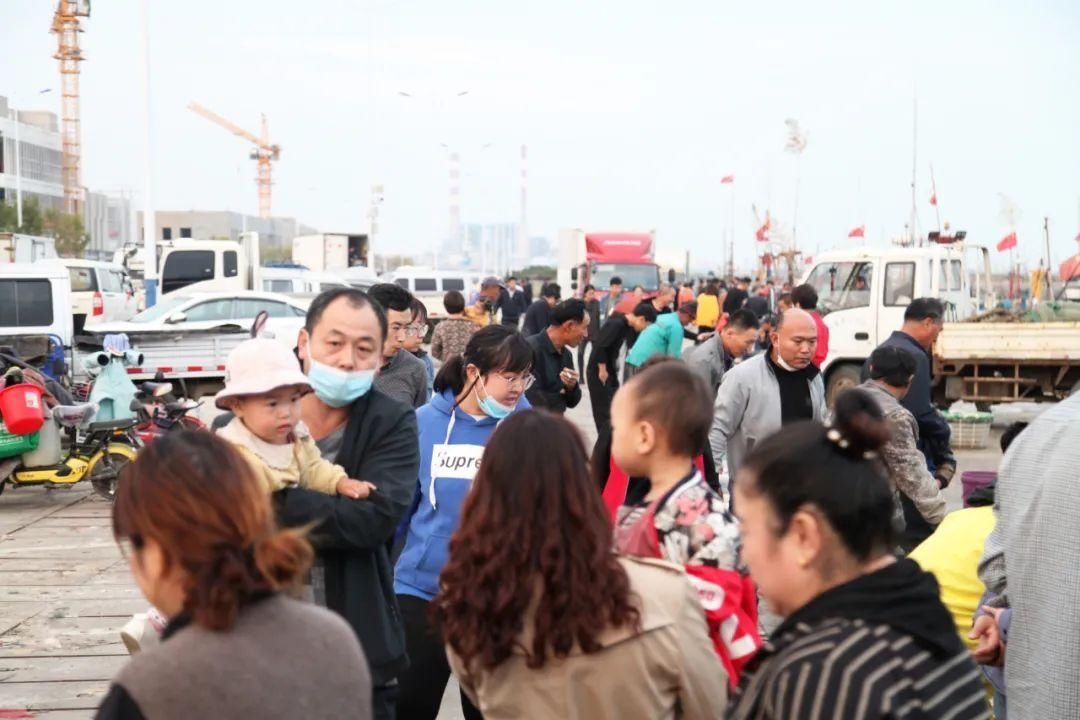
[336,477,376,499]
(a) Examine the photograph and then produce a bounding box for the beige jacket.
[448,556,728,720]
[218,417,346,495]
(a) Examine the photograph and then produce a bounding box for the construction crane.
[187,102,281,218]
[50,0,90,215]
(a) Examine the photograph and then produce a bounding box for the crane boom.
[187,102,264,148]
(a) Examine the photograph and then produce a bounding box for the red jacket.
[811,310,829,367]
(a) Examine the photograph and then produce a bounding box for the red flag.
[848,226,864,238]
[1074,231,1080,243]
[720,175,735,184]
[755,212,770,242]
[804,255,814,265]
[996,232,1017,252]
[929,193,937,206]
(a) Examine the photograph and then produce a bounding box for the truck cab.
[804,239,993,403]
[156,233,262,297]
[558,229,664,297]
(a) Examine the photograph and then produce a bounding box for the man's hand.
[597,365,609,384]
[935,460,957,489]
[559,367,579,389]
[969,605,1005,666]
[336,477,376,500]
[697,332,715,343]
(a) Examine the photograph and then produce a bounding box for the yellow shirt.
[464,305,492,327]
[218,417,346,495]
[909,506,996,651]
[695,294,720,328]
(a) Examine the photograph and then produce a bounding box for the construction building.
[137,210,317,251]
[0,96,65,213]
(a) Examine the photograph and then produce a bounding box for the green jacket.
[626,314,687,367]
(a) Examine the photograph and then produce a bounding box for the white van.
[261,267,349,295]
[0,261,74,348]
[383,267,475,321]
[58,259,138,333]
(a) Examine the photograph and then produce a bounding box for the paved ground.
[0,377,997,718]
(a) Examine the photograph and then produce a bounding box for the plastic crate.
[944,411,993,450]
[0,422,40,460]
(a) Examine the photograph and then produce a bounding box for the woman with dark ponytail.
[394,324,533,720]
[96,430,372,720]
[727,389,988,719]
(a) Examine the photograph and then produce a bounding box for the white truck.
[805,239,1080,405]
[292,233,369,272]
[0,232,58,263]
[115,232,263,298]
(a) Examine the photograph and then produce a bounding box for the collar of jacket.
[765,350,820,381]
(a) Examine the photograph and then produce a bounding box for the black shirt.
[526,330,582,414]
[745,294,770,319]
[494,286,523,323]
[521,300,551,337]
[722,287,748,314]
[767,352,817,425]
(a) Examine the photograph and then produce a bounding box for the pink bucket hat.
[215,338,312,409]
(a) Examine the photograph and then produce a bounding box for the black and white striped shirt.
[728,558,989,720]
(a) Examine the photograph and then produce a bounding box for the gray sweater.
[105,594,371,720]
[373,349,429,409]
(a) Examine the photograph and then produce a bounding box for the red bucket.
[0,383,46,435]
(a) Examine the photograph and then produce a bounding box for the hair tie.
[825,426,878,460]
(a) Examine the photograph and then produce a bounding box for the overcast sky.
[3,0,1078,272]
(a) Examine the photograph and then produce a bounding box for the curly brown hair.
[432,410,641,671]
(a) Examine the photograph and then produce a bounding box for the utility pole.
[139,0,158,307]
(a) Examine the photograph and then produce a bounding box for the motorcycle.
[131,380,205,444]
[0,403,141,501]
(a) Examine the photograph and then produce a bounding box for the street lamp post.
[9,88,53,229]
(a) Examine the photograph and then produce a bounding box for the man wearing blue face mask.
[274,287,421,720]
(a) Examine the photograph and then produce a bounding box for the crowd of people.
[93,272,1074,720]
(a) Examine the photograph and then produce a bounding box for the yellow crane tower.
[187,102,281,218]
[51,0,90,215]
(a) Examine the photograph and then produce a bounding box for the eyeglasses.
[491,373,535,390]
[391,324,426,338]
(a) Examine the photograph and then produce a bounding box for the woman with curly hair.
[433,410,727,719]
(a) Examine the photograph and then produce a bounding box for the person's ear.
[297,328,311,363]
[786,507,824,568]
[635,418,657,455]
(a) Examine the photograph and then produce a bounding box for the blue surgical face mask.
[307,359,375,408]
[473,377,514,419]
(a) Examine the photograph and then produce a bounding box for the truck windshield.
[591,263,659,292]
[129,295,192,323]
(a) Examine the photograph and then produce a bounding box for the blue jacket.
[394,388,530,601]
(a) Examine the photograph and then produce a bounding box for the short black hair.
[727,308,760,332]
[1000,421,1028,453]
[610,276,623,287]
[791,284,819,311]
[549,298,587,327]
[410,297,428,324]
[583,284,596,294]
[630,301,658,323]
[368,282,414,313]
[507,275,518,282]
[542,283,561,300]
[443,290,465,315]
[904,297,945,322]
[777,292,793,306]
[869,346,917,387]
[305,287,387,343]
[626,361,713,458]
[678,300,698,317]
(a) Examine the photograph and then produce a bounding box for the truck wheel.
[826,364,863,407]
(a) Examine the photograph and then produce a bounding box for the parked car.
[92,290,309,342]
[58,259,138,333]
[261,267,350,295]
[0,261,73,380]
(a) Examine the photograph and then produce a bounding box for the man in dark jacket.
[861,297,955,545]
[577,284,601,373]
[525,298,587,414]
[521,282,561,336]
[479,276,525,328]
[586,302,657,434]
[277,288,420,720]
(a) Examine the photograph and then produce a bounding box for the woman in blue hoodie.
[394,324,533,720]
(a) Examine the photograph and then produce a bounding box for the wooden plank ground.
[0,487,136,719]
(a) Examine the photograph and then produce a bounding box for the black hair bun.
[831,389,891,455]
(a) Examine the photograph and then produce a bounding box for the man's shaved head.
[771,308,818,369]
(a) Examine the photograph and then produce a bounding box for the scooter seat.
[141,381,174,397]
[87,417,137,433]
[53,403,97,428]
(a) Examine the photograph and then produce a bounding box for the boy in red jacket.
[609,360,760,684]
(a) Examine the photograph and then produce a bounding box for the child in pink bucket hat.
[215,338,373,499]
